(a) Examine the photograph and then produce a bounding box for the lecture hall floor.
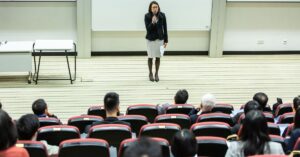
[0,55,299,122]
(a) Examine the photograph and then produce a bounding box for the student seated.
[32,99,59,119]
[157,89,189,114]
[226,110,284,157]
[16,114,58,156]
[293,96,300,112]
[0,110,29,157]
[285,108,300,153]
[124,137,163,157]
[85,92,130,133]
[188,93,216,124]
[171,129,197,157]
[253,92,272,112]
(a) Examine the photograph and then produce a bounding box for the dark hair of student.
[244,100,262,115]
[123,137,163,157]
[253,92,269,109]
[104,92,120,113]
[0,109,18,151]
[240,110,270,156]
[171,129,197,157]
[174,89,189,104]
[17,114,40,140]
[32,99,47,115]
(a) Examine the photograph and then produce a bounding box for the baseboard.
[91,51,209,56]
[224,51,300,55]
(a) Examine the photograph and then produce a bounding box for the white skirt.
[146,39,164,58]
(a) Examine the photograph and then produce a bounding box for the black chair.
[268,123,281,136]
[17,141,48,157]
[117,115,148,134]
[275,103,293,117]
[197,113,234,126]
[88,124,132,149]
[154,114,191,129]
[212,103,234,114]
[68,115,104,133]
[59,138,110,157]
[166,104,195,115]
[191,122,231,138]
[278,112,294,124]
[127,104,158,123]
[87,106,106,118]
[38,117,61,128]
[37,125,80,146]
[196,136,228,157]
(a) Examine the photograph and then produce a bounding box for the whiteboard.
[92,0,212,31]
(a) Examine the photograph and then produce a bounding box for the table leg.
[35,51,42,84]
[66,52,73,84]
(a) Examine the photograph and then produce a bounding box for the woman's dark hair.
[17,114,40,140]
[148,1,160,14]
[240,110,270,156]
[253,92,268,109]
[293,97,300,111]
[244,100,262,115]
[174,89,189,104]
[171,129,197,157]
[0,109,18,151]
[294,108,300,129]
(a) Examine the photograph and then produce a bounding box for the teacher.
[144,1,168,82]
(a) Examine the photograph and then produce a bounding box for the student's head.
[124,137,162,157]
[17,114,40,140]
[240,110,270,156]
[200,93,216,112]
[171,129,197,157]
[174,89,189,104]
[244,100,262,115]
[253,92,268,109]
[148,1,160,15]
[293,97,300,111]
[104,92,120,115]
[0,109,18,151]
[32,99,48,116]
[294,108,300,129]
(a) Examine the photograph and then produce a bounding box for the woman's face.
[151,4,159,15]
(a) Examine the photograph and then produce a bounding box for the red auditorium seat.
[196,136,228,157]
[58,138,110,157]
[88,124,132,149]
[283,123,294,137]
[37,125,80,146]
[275,103,293,117]
[165,104,195,115]
[191,122,231,138]
[278,112,294,124]
[118,138,170,157]
[126,104,158,123]
[87,106,106,118]
[139,123,181,143]
[117,115,148,134]
[38,117,61,127]
[212,103,234,114]
[154,114,191,129]
[68,115,104,133]
[16,141,48,157]
[197,113,234,126]
[238,112,274,124]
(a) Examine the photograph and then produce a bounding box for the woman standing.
[145,1,168,82]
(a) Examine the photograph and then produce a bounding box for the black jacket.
[144,12,168,43]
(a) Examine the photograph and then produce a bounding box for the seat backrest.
[191,122,231,138]
[283,123,294,137]
[126,104,158,123]
[87,106,106,118]
[278,112,294,124]
[275,103,293,117]
[212,103,234,114]
[197,113,234,126]
[59,138,110,157]
[37,125,80,146]
[16,141,48,157]
[88,124,132,149]
[166,104,195,115]
[196,136,228,157]
[294,137,300,151]
[68,115,103,134]
[267,123,281,136]
[38,117,61,128]
[154,114,191,129]
[238,112,274,124]
[117,115,148,134]
[118,138,170,157]
[139,123,181,143]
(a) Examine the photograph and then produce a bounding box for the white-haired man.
[188,93,217,124]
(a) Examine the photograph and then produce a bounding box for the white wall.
[0,2,77,42]
[224,2,300,51]
[92,31,210,52]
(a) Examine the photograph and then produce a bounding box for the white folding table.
[33,40,77,84]
[0,41,34,83]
